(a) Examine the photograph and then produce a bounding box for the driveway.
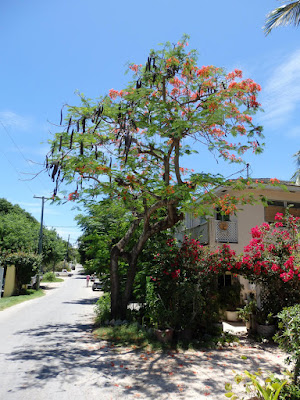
[0,267,287,399]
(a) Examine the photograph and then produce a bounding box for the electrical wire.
[0,119,49,193]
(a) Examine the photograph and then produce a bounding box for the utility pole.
[34,195,47,288]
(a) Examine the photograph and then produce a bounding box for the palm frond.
[291,150,300,184]
[264,1,300,35]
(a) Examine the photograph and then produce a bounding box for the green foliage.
[144,237,220,333]
[225,369,287,400]
[274,304,300,384]
[236,212,300,317]
[47,37,265,318]
[280,381,300,399]
[3,252,41,293]
[0,198,67,270]
[237,298,257,322]
[219,280,243,311]
[94,294,111,325]
[42,271,63,282]
[42,229,66,271]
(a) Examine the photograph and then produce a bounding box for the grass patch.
[94,323,151,349]
[0,289,45,311]
[93,323,239,351]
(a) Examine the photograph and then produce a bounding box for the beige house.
[178,180,300,253]
[177,180,300,300]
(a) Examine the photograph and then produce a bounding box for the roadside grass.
[0,289,45,311]
[93,323,239,351]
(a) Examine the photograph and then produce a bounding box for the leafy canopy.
[47,35,264,219]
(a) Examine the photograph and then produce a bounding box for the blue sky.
[1,0,299,245]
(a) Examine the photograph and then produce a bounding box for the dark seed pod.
[51,163,59,181]
[70,130,74,149]
[59,136,63,151]
[76,120,80,132]
[95,146,98,159]
[93,119,101,133]
[60,109,63,125]
[82,118,86,133]
[45,156,48,168]
[67,117,72,133]
[80,141,84,155]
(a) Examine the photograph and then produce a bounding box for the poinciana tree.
[46,36,265,318]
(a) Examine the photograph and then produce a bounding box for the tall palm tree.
[264,1,300,35]
[292,151,300,185]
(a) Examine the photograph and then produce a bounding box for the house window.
[218,274,232,288]
[215,208,230,221]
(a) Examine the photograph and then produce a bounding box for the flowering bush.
[236,212,300,315]
[145,237,232,333]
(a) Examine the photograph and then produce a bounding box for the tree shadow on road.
[6,320,286,399]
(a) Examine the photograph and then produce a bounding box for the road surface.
[0,267,104,400]
[0,267,287,400]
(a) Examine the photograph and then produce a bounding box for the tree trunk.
[110,246,123,319]
[109,202,183,320]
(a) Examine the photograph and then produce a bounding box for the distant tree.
[0,198,68,278]
[47,36,264,319]
[0,212,39,253]
[264,1,300,35]
[42,229,66,272]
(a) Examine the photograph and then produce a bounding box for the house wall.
[230,203,264,254]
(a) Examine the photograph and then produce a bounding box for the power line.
[0,119,49,193]
[0,145,35,195]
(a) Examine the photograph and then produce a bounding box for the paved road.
[0,267,287,400]
[0,267,102,400]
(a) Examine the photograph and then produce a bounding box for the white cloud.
[0,111,32,131]
[47,226,82,244]
[261,49,300,128]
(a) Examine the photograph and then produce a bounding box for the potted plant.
[219,280,243,322]
[255,309,276,337]
[237,299,257,330]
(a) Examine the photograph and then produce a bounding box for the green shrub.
[42,272,62,282]
[95,294,111,325]
[280,381,300,400]
[274,304,300,385]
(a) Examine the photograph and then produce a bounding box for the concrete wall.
[3,265,16,297]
